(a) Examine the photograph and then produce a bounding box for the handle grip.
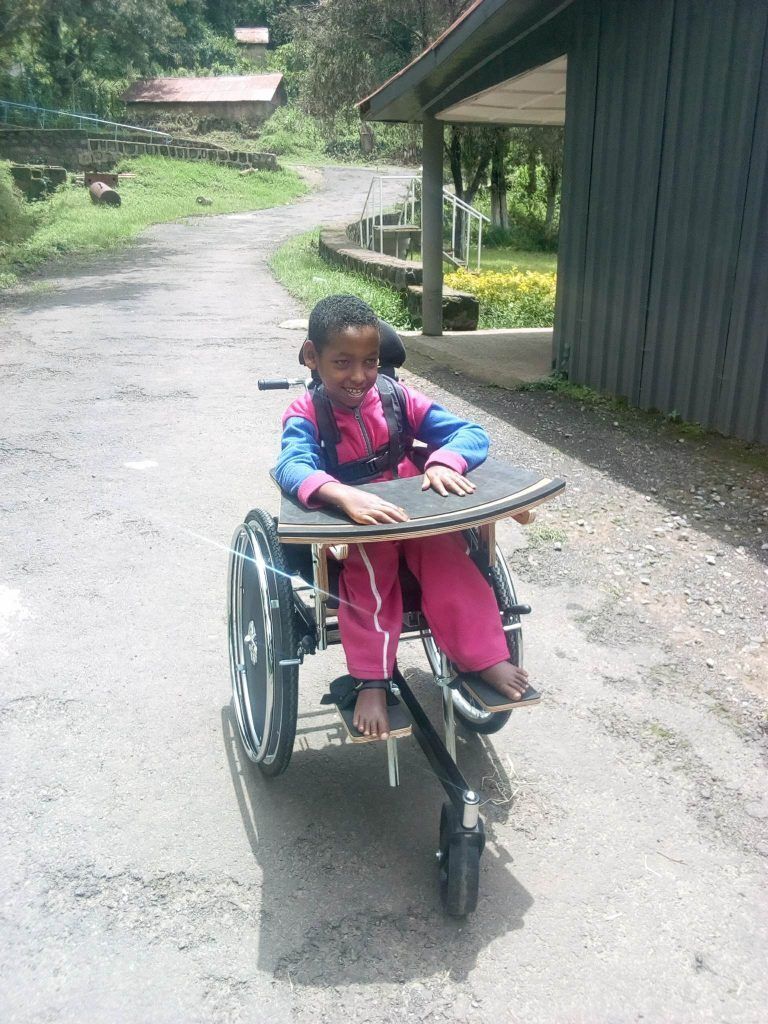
[258,379,291,390]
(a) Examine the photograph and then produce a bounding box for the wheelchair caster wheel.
[438,801,482,918]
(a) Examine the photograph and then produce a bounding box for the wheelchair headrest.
[298,319,406,372]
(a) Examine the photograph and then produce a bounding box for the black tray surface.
[276,458,565,544]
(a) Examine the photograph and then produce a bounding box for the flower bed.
[445,266,556,329]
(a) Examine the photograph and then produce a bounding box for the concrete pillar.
[421,115,443,337]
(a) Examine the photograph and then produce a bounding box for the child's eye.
[365,359,378,367]
[334,360,349,368]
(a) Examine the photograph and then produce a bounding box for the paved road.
[1,166,766,1024]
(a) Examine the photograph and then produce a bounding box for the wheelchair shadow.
[221,668,534,986]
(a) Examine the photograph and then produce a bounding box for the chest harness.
[310,375,413,485]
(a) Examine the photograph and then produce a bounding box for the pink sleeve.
[297,471,337,508]
[424,449,468,474]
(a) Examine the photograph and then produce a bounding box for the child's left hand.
[421,465,476,497]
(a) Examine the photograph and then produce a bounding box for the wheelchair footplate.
[459,675,542,712]
[338,700,412,744]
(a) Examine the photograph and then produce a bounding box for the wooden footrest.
[460,675,541,712]
[337,700,412,745]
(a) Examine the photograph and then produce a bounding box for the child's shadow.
[221,668,533,986]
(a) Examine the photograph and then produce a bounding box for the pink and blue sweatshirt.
[275,381,489,506]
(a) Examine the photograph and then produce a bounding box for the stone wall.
[0,127,278,171]
[319,224,479,331]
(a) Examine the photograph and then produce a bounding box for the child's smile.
[303,325,381,408]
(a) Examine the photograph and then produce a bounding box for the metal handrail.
[357,174,489,270]
[0,100,171,142]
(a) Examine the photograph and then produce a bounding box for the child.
[275,294,534,740]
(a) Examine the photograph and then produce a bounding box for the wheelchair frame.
[228,508,529,917]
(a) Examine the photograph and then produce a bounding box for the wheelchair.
[227,340,564,917]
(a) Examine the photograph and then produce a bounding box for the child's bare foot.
[478,661,531,702]
[353,688,390,739]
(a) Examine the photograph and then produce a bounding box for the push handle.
[258,378,291,390]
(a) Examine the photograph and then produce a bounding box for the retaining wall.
[319,224,479,331]
[0,127,278,171]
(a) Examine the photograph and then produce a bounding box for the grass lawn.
[269,230,413,328]
[411,246,557,275]
[479,247,557,274]
[0,156,307,289]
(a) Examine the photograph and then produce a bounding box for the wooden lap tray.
[277,458,565,544]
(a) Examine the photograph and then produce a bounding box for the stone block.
[406,285,479,331]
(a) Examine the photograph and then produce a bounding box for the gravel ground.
[1,165,766,1024]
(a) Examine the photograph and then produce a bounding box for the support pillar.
[421,115,443,337]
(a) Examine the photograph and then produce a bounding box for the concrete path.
[1,166,766,1024]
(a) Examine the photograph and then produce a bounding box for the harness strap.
[311,375,413,485]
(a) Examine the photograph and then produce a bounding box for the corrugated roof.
[124,74,282,104]
[235,27,269,45]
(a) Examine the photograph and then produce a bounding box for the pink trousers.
[337,531,510,680]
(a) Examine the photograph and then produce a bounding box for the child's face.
[303,325,380,408]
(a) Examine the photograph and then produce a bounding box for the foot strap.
[321,675,412,744]
[321,675,400,710]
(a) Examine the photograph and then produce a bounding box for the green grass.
[479,247,557,274]
[0,156,307,289]
[269,230,414,328]
[411,246,557,276]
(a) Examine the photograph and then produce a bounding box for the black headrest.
[298,319,406,369]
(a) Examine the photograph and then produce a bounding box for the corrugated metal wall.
[555,0,768,443]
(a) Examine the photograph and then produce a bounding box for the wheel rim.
[228,522,277,764]
[422,544,523,726]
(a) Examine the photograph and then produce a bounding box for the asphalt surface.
[1,165,767,1024]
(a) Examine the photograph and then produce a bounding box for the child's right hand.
[317,482,410,525]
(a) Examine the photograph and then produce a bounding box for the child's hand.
[421,465,476,497]
[317,481,409,525]
[340,489,410,525]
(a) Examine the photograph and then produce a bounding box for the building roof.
[235,27,269,45]
[124,74,283,104]
[358,0,572,123]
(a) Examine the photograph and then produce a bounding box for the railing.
[0,100,171,142]
[357,174,489,270]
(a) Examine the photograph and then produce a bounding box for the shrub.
[445,266,556,328]
[0,162,36,245]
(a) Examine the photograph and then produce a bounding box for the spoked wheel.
[438,801,483,917]
[228,508,299,776]
[422,544,523,735]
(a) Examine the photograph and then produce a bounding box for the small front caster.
[438,801,484,917]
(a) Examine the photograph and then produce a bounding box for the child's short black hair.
[307,294,380,351]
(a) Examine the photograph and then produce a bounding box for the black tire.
[438,802,480,917]
[228,508,299,777]
[423,545,523,735]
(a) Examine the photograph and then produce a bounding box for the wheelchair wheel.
[228,507,299,776]
[438,802,480,917]
[423,545,522,735]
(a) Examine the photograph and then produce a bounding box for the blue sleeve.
[415,403,489,471]
[274,416,324,495]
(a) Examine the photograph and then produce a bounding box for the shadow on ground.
[407,354,768,565]
[221,669,532,986]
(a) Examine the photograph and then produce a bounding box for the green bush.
[0,162,36,245]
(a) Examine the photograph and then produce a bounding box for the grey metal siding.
[640,0,768,433]
[553,1,599,375]
[579,0,674,401]
[557,0,768,442]
[715,27,768,444]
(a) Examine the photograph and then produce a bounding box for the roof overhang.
[438,55,565,125]
[358,0,574,125]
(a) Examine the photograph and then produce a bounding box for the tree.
[285,0,472,118]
